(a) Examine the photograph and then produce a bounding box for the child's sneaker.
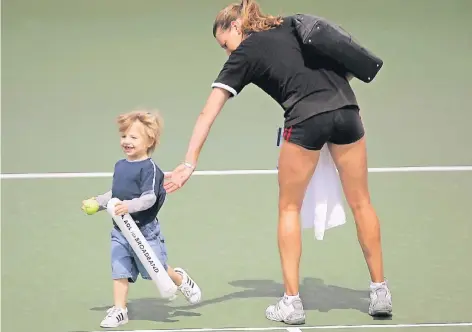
[174,267,202,304]
[100,306,128,328]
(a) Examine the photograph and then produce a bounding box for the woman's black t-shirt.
[211,16,359,126]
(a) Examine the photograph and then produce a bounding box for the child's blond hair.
[116,109,163,154]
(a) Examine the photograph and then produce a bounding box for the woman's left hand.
[164,163,195,193]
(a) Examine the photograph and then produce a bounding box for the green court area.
[2,0,472,332]
[2,172,472,332]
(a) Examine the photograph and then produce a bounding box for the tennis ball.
[82,199,100,215]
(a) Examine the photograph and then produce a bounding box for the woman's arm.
[184,88,231,167]
[164,88,231,193]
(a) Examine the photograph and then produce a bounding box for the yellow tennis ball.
[82,199,100,215]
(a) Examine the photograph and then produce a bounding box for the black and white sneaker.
[100,306,128,328]
[174,267,202,304]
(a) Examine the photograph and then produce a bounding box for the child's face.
[120,121,152,160]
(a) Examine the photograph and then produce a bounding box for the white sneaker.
[369,281,393,317]
[266,297,306,325]
[100,306,128,328]
[174,267,202,304]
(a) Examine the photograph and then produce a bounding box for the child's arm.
[95,190,112,211]
[124,192,157,213]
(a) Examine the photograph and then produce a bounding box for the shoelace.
[375,287,388,296]
[181,284,193,297]
[268,298,286,320]
[372,287,390,304]
[106,307,121,318]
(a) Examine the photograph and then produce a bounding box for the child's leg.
[137,221,202,304]
[110,227,138,307]
[113,278,130,309]
[100,227,138,328]
[167,265,183,286]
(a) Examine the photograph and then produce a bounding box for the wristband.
[183,161,195,170]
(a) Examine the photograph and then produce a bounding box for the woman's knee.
[347,196,372,213]
[278,208,301,237]
[341,180,372,212]
[279,201,302,214]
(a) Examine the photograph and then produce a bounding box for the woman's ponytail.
[213,0,282,37]
[240,0,283,34]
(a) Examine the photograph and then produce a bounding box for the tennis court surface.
[2,169,472,332]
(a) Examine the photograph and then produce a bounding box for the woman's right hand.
[164,163,195,194]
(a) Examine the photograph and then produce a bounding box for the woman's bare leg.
[266,140,319,325]
[328,137,392,316]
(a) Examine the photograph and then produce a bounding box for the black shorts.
[282,106,365,150]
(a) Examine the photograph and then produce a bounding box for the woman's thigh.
[278,143,319,211]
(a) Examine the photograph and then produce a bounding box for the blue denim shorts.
[111,219,168,283]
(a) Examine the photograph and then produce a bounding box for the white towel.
[276,129,346,240]
[300,144,347,240]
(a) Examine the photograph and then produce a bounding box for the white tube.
[107,198,178,299]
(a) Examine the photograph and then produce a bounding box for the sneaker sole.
[266,316,306,325]
[100,320,129,328]
[285,318,306,325]
[369,309,393,317]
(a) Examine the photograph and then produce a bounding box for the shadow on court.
[90,277,381,323]
[90,301,202,323]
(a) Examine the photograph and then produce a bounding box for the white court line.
[1,166,472,180]
[88,322,472,332]
[287,328,302,332]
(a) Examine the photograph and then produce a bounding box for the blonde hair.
[212,0,283,37]
[116,109,163,154]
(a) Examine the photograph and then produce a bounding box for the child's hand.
[82,198,94,206]
[114,201,129,216]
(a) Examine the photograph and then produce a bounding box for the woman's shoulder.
[280,15,295,26]
[246,18,296,46]
[236,17,296,56]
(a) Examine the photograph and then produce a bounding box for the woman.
[164,0,392,325]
